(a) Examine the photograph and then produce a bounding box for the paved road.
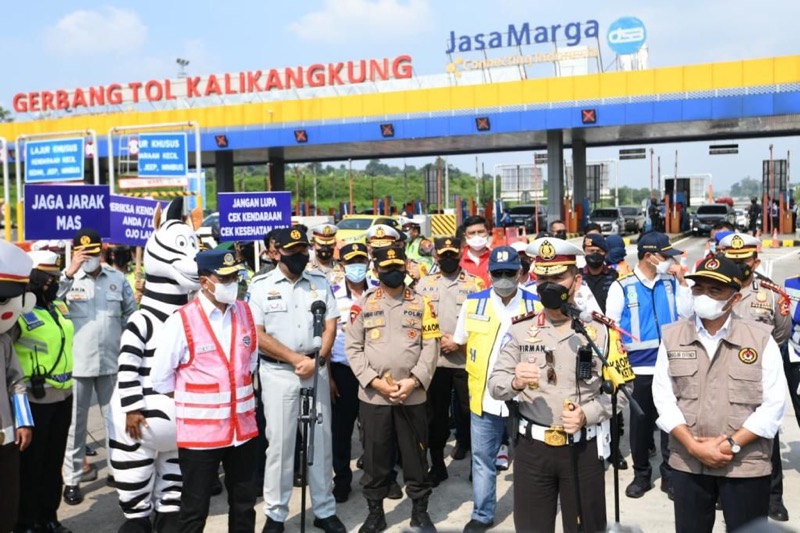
[59,237,800,532]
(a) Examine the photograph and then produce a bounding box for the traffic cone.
[772,228,779,248]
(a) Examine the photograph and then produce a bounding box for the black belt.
[259,352,320,365]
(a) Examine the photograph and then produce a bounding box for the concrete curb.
[761,239,800,248]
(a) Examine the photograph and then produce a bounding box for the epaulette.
[369,288,383,301]
[404,288,416,301]
[512,310,537,324]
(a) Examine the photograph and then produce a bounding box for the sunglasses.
[545,351,557,386]
[491,270,518,278]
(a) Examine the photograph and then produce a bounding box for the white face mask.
[211,281,238,305]
[466,235,488,251]
[651,257,672,275]
[693,294,731,320]
[82,256,101,273]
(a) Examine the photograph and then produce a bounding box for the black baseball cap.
[339,243,368,262]
[373,246,406,268]
[73,228,102,254]
[274,227,309,250]
[434,237,461,255]
[637,232,681,257]
[685,256,743,291]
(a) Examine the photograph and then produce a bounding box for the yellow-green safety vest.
[14,302,74,389]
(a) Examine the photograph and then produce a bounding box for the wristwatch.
[727,437,741,454]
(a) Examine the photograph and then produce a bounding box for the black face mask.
[536,281,570,310]
[379,269,406,288]
[30,271,59,307]
[585,253,605,269]
[113,250,132,268]
[554,231,567,240]
[280,252,309,276]
[438,256,460,274]
[734,261,753,281]
[316,248,334,261]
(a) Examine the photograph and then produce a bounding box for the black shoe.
[356,455,365,469]
[387,481,403,500]
[612,455,628,470]
[463,519,493,533]
[660,479,674,501]
[85,444,98,457]
[106,475,116,488]
[359,500,386,533]
[63,485,83,506]
[769,500,789,522]
[333,486,351,503]
[313,515,347,533]
[43,522,71,533]
[261,518,284,533]
[118,517,152,533]
[210,476,223,495]
[624,479,652,499]
[715,497,722,511]
[410,497,436,532]
[451,442,469,461]
[427,465,449,488]
[152,511,179,532]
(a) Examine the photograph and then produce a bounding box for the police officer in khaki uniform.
[489,238,623,533]
[346,246,441,533]
[415,237,484,484]
[718,232,792,521]
[653,256,786,532]
[308,223,342,285]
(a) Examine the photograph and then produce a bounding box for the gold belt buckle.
[544,426,567,447]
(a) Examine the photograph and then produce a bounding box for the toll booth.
[762,159,792,234]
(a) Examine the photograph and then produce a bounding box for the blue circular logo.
[607,17,647,55]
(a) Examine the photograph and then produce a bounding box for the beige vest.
[663,317,773,478]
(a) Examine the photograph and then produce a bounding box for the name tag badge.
[667,350,697,360]
[67,292,87,301]
[468,313,490,322]
[197,344,216,354]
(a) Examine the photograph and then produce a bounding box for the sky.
[2,0,800,194]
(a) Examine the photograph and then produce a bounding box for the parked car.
[336,215,402,244]
[589,207,626,235]
[691,203,736,235]
[506,204,548,235]
[619,205,645,234]
[734,208,749,230]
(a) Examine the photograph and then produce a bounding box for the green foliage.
[729,177,762,199]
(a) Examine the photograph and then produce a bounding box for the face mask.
[211,281,238,305]
[404,231,412,240]
[82,256,101,273]
[650,257,672,275]
[316,248,333,261]
[466,235,488,251]
[554,231,567,240]
[537,281,570,310]
[708,242,716,255]
[734,261,753,281]
[693,294,731,320]
[280,252,309,276]
[491,276,517,297]
[438,256,460,274]
[344,263,367,283]
[585,253,605,269]
[378,269,406,288]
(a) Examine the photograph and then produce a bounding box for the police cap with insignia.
[365,224,400,248]
[275,227,309,249]
[434,237,461,255]
[339,243,369,262]
[28,251,62,275]
[0,240,33,298]
[685,256,743,291]
[196,249,244,276]
[311,223,338,246]
[401,221,420,231]
[373,246,406,268]
[526,237,584,276]
[719,233,760,259]
[72,228,102,255]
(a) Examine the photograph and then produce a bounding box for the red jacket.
[459,248,492,287]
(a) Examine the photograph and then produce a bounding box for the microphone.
[560,302,593,323]
[311,300,327,351]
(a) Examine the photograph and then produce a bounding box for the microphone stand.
[562,304,644,527]
[299,309,325,533]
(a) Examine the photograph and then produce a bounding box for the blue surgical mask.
[345,263,367,283]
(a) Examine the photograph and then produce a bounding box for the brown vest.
[663,317,773,478]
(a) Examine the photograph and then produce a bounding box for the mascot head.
[144,198,200,292]
[0,241,35,334]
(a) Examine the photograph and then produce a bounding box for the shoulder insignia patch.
[512,311,536,324]
[350,304,362,324]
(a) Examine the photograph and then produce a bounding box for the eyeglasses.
[491,270,518,278]
[545,351,557,386]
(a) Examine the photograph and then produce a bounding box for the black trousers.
[0,442,20,533]
[426,367,469,465]
[360,402,430,501]
[17,397,72,529]
[672,470,770,533]
[629,374,671,484]
[178,439,258,533]
[330,362,360,493]
[513,436,606,533]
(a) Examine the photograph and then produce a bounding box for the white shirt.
[653,315,786,439]
[454,288,522,417]
[606,265,693,374]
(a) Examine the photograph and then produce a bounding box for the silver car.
[590,207,626,235]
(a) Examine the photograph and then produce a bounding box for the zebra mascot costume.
[108,199,200,533]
